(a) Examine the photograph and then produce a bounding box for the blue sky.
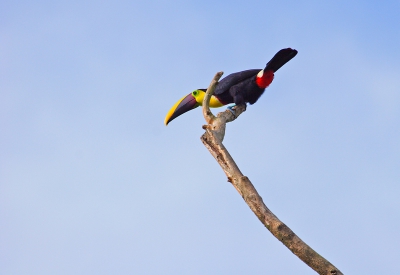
[1,1,400,274]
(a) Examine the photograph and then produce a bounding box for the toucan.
[164,48,298,125]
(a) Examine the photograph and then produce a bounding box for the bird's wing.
[214,69,261,95]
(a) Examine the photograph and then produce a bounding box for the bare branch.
[202,71,223,124]
[200,72,343,275]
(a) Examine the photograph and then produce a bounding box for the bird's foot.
[227,104,236,116]
[227,104,247,116]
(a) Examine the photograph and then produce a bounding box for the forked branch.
[200,72,343,275]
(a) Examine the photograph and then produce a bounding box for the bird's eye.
[192,91,198,96]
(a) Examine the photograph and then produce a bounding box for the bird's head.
[164,89,224,125]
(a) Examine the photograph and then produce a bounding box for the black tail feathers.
[265,48,298,72]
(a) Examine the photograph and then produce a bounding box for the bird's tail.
[265,48,298,72]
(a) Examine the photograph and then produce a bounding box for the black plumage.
[213,48,297,105]
[164,48,298,125]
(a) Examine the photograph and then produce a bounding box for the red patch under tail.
[256,70,274,89]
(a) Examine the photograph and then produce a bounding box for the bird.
[164,48,298,125]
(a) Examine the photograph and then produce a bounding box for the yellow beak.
[164,93,199,125]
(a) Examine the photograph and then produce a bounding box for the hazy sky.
[1,1,400,274]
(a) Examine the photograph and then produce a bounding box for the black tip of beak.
[165,94,199,125]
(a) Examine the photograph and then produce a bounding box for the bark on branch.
[200,72,343,275]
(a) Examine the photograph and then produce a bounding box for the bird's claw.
[227,104,236,116]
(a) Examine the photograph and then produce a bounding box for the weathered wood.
[200,72,343,275]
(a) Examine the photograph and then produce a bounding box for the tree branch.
[200,72,343,275]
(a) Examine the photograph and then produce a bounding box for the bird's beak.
[164,93,199,125]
